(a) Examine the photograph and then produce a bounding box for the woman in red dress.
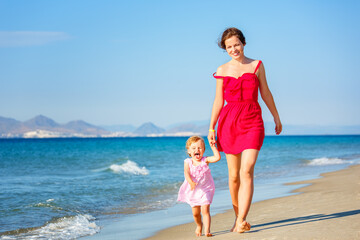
[208,27,282,233]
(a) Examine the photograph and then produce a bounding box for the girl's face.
[224,35,245,60]
[188,140,205,161]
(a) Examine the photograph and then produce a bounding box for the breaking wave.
[110,160,149,175]
[305,157,352,166]
[0,214,100,240]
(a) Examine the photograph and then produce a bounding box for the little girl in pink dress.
[178,136,221,237]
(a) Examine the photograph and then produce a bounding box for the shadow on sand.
[213,209,360,236]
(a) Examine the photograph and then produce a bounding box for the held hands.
[207,130,216,147]
[206,131,221,163]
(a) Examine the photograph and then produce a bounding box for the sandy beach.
[146,164,360,240]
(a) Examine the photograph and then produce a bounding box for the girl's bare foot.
[195,225,202,237]
[236,220,251,233]
[205,232,213,237]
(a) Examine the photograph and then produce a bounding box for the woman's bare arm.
[258,62,282,135]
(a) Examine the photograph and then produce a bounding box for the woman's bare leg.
[236,149,259,233]
[225,153,241,232]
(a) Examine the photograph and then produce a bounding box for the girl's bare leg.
[235,149,259,233]
[192,206,202,236]
[225,153,241,232]
[201,205,213,237]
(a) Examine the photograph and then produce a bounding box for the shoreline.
[81,182,305,240]
[145,164,360,240]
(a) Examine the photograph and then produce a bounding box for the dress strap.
[253,60,262,74]
[213,72,224,79]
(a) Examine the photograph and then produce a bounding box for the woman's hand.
[274,118,282,135]
[207,130,216,146]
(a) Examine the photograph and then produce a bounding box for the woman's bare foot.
[245,221,251,231]
[195,225,202,237]
[230,217,237,232]
[205,232,213,237]
[236,220,251,233]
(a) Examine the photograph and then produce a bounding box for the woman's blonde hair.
[185,136,205,157]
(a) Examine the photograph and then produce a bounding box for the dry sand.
[145,165,360,240]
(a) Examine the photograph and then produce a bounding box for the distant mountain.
[64,120,109,135]
[133,122,165,136]
[24,115,60,129]
[0,116,28,134]
[0,115,109,138]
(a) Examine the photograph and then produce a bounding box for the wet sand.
[145,165,360,240]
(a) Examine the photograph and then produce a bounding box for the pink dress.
[177,157,215,207]
[213,60,265,154]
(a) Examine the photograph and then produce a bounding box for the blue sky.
[1,0,359,128]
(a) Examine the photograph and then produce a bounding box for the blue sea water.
[0,135,359,239]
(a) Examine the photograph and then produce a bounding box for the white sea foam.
[110,160,149,175]
[0,214,100,240]
[306,157,352,166]
[32,199,63,211]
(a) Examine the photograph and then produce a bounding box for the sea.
[0,135,359,240]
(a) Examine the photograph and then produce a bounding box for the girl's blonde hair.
[185,136,205,157]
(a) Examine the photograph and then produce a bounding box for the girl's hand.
[190,181,197,191]
[275,118,282,135]
[205,144,221,164]
[207,130,216,146]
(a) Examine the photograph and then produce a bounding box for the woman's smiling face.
[225,35,245,60]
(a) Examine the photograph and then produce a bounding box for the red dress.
[213,60,265,154]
